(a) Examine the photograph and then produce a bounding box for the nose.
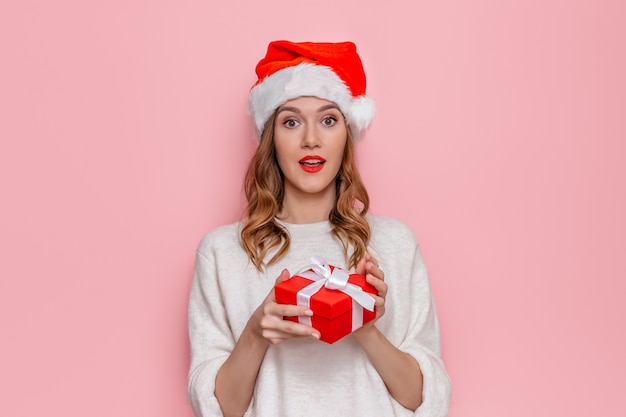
[301,123,321,149]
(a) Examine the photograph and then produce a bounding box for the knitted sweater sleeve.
[403,244,451,417]
[372,217,451,417]
[187,231,246,417]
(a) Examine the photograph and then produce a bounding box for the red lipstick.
[299,155,326,173]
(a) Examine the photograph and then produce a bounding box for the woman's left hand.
[354,253,387,328]
[352,253,423,411]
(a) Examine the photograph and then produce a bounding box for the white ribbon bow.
[295,256,375,330]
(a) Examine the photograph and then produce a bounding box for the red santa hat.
[249,40,375,141]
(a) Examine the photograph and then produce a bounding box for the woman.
[188,40,451,417]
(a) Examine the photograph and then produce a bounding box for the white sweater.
[188,215,451,417]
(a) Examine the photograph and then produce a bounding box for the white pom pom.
[346,96,376,141]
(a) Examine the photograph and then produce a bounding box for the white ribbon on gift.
[294,256,376,331]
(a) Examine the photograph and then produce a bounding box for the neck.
[279,189,336,224]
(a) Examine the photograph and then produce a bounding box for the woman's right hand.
[248,269,321,345]
[216,269,318,416]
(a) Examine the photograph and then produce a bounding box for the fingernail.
[312,332,321,340]
[305,309,314,316]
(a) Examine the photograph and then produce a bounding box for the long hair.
[240,112,371,271]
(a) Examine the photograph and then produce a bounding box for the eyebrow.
[276,104,341,115]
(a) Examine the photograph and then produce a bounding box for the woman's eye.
[283,119,299,128]
[322,117,337,126]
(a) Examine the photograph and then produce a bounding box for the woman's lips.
[299,155,326,173]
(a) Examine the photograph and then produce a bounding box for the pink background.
[2,1,625,416]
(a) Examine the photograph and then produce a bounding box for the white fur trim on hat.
[248,63,375,141]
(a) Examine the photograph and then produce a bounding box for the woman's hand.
[217,269,319,416]
[354,253,387,333]
[248,269,321,345]
[351,254,424,410]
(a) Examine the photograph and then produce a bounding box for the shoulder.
[196,221,243,256]
[368,215,418,245]
[367,215,421,260]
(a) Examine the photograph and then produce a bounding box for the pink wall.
[2,1,625,416]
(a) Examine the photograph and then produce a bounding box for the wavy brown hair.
[241,112,370,271]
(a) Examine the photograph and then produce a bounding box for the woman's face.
[273,96,348,202]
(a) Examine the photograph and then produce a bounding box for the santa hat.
[249,40,375,141]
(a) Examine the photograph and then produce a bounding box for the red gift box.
[274,258,377,344]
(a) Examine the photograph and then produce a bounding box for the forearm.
[214,269,315,416]
[353,326,423,411]
[215,322,269,417]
